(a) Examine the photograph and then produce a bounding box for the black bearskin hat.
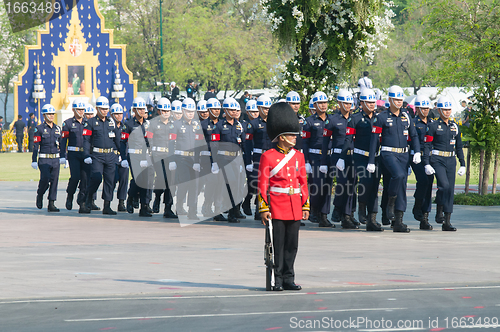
[267,102,300,142]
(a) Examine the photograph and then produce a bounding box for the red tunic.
[258,146,310,221]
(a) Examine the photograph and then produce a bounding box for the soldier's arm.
[321,123,332,165]
[32,128,41,162]
[257,152,271,223]
[408,118,420,153]
[243,123,253,166]
[60,122,69,159]
[119,125,129,159]
[455,124,466,167]
[298,153,310,210]
[369,115,382,165]
[423,124,435,165]
[83,122,92,159]
[341,118,355,159]
[301,119,312,163]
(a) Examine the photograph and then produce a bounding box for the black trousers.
[114,164,129,201]
[67,151,89,201]
[431,156,456,213]
[16,135,23,152]
[87,154,117,202]
[28,131,34,152]
[272,219,300,286]
[353,155,380,213]
[38,159,60,200]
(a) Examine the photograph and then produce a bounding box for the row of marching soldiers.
[32,84,464,231]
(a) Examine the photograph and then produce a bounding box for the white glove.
[425,164,435,175]
[31,162,38,170]
[140,160,148,168]
[367,163,376,173]
[336,158,345,172]
[413,152,421,164]
[65,160,69,169]
[305,163,312,174]
[240,165,244,172]
[84,157,92,164]
[246,164,253,173]
[408,166,412,176]
[193,163,201,172]
[121,160,129,168]
[319,165,328,174]
[169,162,177,171]
[457,166,466,176]
[211,162,219,174]
[59,157,66,165]
[118,156,122,163]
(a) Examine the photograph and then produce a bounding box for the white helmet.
[437,96,452,109]
[206,98,221,109]
[256,95,272,107]
[414,95,431,108]
[132,97,146,109]
[388,85,405,100]
[41,104,56,114]
[171,100,182,113]
[246,99,257,111]
[182,97,196,111]
[312,91,328,103]
[337,89,353,103]
[286,91,300,103]
[84,103,95,114]
[96,96,109,109]
[309,98,315,110]
[110,104,124,114]
[157,97,171,111]
[197,100,207,112]
[72,98,86,109]
[222,97,239,109]
[170,81,176,87]
[359,88,377,102]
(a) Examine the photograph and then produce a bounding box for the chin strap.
[283,135,296,147]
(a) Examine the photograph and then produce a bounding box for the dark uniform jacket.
[32,122,62,162]
[61,117,86,158]
[423,118,465,167]
[83,116,121,159]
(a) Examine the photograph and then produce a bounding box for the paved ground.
[1,182,499,331]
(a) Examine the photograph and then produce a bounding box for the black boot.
[412,198,424,221]
[47,200,60,212]
[309,208,319,223]
[187,208,199,220]
[381,209,391,225]
[117,199,126,212]
[66,194,74,210]
[163,205,178,219]
[357,202,367,224]
[318,213,334,228]
[419,212,433,230]
[132,195,139,209]
[435,205,445,224]
[79,196,91,214]
[214,213,228,221]
[152,195,161,214]
[330,207,341,223]
[228,207,240,223]
[126,197,134,214]
[442,212,456,231]
[242,195,252,216]
[91,200,100,211]
[393,210,410,233]
[139,204,153,217]
[341,214,359,229]
[366,213,383,231]
[145,204,153,214]
[36,194,43,209]
[234,204,246,219]
[386,195,397,221]
[350,213,361,226]
[102,200,117,215]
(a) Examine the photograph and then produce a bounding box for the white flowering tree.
[261,0,395,109]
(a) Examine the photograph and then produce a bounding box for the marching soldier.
[81,96,122,215]
[241,99,259,217]
[286,91,305,152]
[171,100,183,121]
[84,103,95,120]
[302,91,333,227]
[321,89,358,229]
[32,104,63,212]
[82,103,100,211]
[258,102,309,291]
[60,98,88,211]
[410,95,434,229]
[423,96,465,231]
[110,103,129,212]
[369,85,420,233]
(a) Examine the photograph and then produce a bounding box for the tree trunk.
[465,148,471,194]
[478,149,484,194]
[493,151,499,194]
[481,151,492,196]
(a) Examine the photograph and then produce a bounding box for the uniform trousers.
[28,131,34,152]
[379,159,390,213]
[114,163,129,201]
[249,152,264,195]
[152,155,173,206]
[309,155,332,214]
[431,156,456,213]
[200,155,216,210]
[353,154,380,213]
[67,151,89,202]
[332,154,357,215]
[38,158,60,200]
[87,153,117,202]
[16,134,23,152]
[127,155,152,205]
[271,219,300,285]
[411,159,434,213]
[380,151,409,212]
[175,156,198,210]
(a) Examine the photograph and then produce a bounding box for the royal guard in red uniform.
[258,102,310,291]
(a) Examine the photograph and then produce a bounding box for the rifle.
[264,217,275,291]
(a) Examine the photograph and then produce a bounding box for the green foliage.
[454,192,500,206]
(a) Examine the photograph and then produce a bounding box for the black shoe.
[318,213,334,228]
[242,195,252,216]
[357,202,367,224]
[300,222,305,226]
[254,210,261,221]
[117,199,126,212]
[163,207,178,219]
[309,208,319,223]
[36,194,43,209]
[412,199,424,221]
[341,214,359,229]
[66,194,73,210]
[273,285,283,291]
[331,208,341,223]
[153,196,161,214]
[102,201,117,215]
[381,209,391,225]
[366,213,383,231]
[435,205,445,224]
[283,283,302,291]
[234,204,246,219]
[386,195,397,221]
[91,200,100,211]
[442,212,456,231]
[132,196,139,209]
[228,209,240,223]
[126,197,134,214]
[47,200,60,212]
[213,214,228,221]
[350,215,361,226]
[145,204,153,214]
[139,204,153,217]
[79,203,91,214]
[393,210,410,233]
[76,194,85,206]
[177,206,188,215]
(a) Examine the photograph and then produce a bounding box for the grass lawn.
[0,152,70,182]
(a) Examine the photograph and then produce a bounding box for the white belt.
[175,150,195,157]
[253,148,266,154]
[217,150,240,157]
[381,146,408,153]
[309,148,321,154]
[67,146,83,152]
[432,150,455,157]
[128,148,143,154]
[39,153,60,159]
[200,151,211,156]
[94,147,113,153]
[333,148,342,154]
[152,146,168,153]
[354,148,369,157]
[270,187,300,195]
